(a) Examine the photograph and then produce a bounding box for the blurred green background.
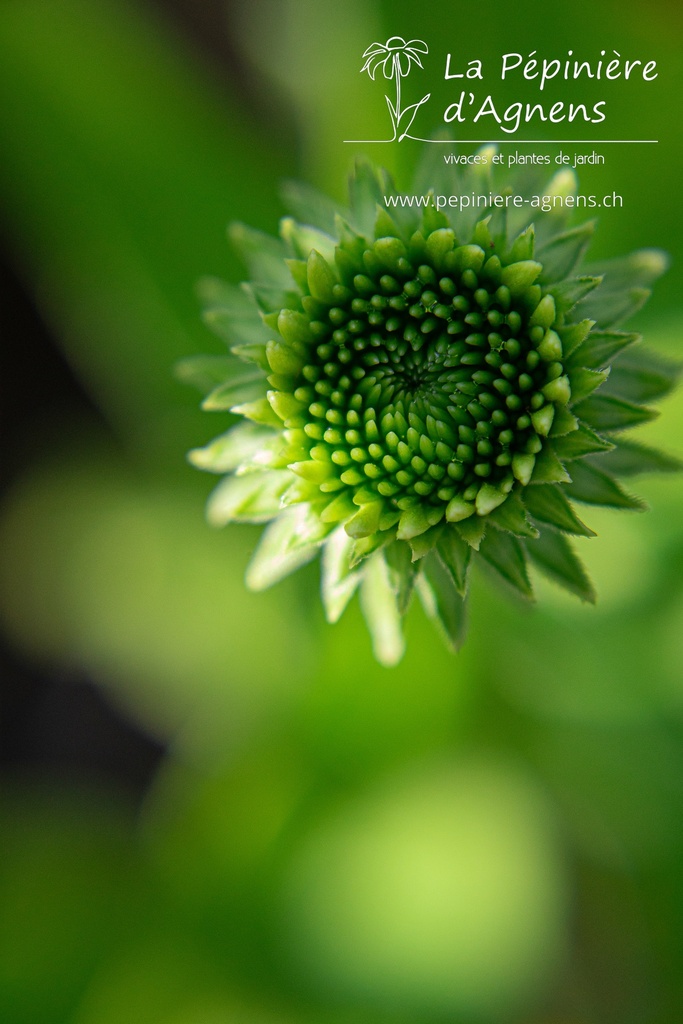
[1,1,682,1022]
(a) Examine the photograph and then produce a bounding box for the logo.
[359,37,430,142]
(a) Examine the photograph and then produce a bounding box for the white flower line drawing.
[360,37,430,142]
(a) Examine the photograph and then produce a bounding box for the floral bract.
[183,150,679,664]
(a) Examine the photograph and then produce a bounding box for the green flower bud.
[184,151,679,665]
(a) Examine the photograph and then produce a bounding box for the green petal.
[595,439,683,477]
[455,515,487,549]
[549,276,601,315]
[246,504,329,590]
[280,179,343,234]
[574,394,657,432]
[478,530,533,600]
[385,540,418,615]
[564,462,648,511]
[229,222,294,289]
[567,329,639,369]
[280,217,336,264]
[417,552,469,652]
[524,484,596,537]
[529,446,571,485]
[175,355,242,396]
[201,371,267,411]
[321,526,362,623]
[437,527,472,596]
[359,551,405,666]
[567,367,609,405]
[486,490,539,539]
[207,470,291,526]
[601,349,681,403]
[188,422,279,474]
[552,425,614,460]
[537,221,594,284]
[525,529,595,603]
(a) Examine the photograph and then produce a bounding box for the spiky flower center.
[276,233,569,525]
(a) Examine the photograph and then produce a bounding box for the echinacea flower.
[182,150,679,665]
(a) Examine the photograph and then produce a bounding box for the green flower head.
[182,149,679,665]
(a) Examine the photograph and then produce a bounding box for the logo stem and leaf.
[361,37,430,142]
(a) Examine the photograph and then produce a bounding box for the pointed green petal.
[321,526,362,623]
[529,446,571,485]
[564,462,648,511]
[417,552,469,652]
[478,530,533,599]
[486,490,539,538]
[359,551,405,666]
[455,515,487,550]
[385,540,418,615]
[602,350,681,403]
[567,330,639,369]
[524,485,596,537]
[552,425,614,460]
[525,530,596,603]
[175,355,242,396]
[201,371,267,411]
[207,470,291,526]
[246,504,329,591]
[595,439,683,477]
[537,221,594,284]
[188,423,278,474]
[574,394,657,432]
[280,179,343,234]
[437,527,472,596]
[567,367,609,405]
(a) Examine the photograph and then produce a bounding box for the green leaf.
[524,485,595,536]
[207,470,291,526]
[436,527,472,595]
[321,526,362,623]
[359,551,405,666]
[552,425,614,460]
[564,461,647,511]
[537,221,594,283]
[246,504,329,591]
[201,370,267,411]
[568,367,609,405]
[573,394,657,432]
[478,530,533,599]
[525,530,595,602]
[567,330,639,369]
[175,355,242,396]
[188,422,279,473]
[417,552,469,651]
[594,439,683,477]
